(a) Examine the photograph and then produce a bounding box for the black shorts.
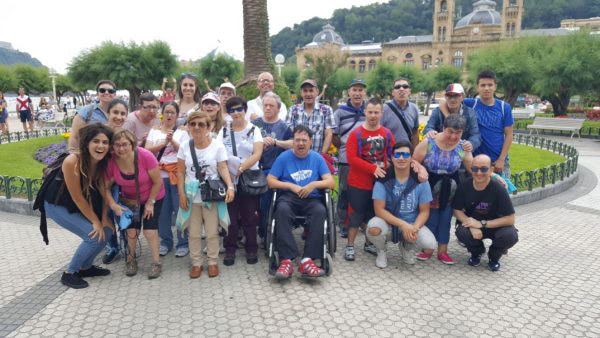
[128,198,163,230]
[348,186,374,228]
[19,110,32,123]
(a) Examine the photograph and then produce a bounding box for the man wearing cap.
[286,79,334,155]
[423,83,480,153]
[381,78,420,147]
[247,72,288,122]
[219,82,236,123]
[332,78,368,243]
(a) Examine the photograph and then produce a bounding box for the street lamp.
[275,54,285,77]
[49,69,57,110]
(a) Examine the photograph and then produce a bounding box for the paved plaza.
[1,135,599,337]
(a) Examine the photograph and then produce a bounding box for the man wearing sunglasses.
[247,72,288,122]
[381,78,420,147]
[423,83,480,153]
[68,80,117,153]
[452,154,518,272]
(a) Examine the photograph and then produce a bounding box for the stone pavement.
[1,136,600,337]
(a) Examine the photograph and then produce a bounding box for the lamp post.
[49,69,57,110]
[275,54,285,77]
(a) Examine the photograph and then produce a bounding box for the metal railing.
[0,127,71,144]
[0,134,579,201]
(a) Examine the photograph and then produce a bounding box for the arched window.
[404,53,414,66]
[349,60,356,71]
[359,60,366,73]
[368,60,376,71]
[422,55,432,70]
[441,0,448,12]
[453,51,464,68]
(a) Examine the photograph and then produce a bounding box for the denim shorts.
[19,110,32,123]
[128,199,163,230]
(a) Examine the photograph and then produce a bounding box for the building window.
[359,60,366,73]
[404,53,414,66]
[441,0,447,12]
[436,57,444,65]
[368,60,376,71]
[442,27,447,41]
[453,51,463,68]
[422,55,432,70]
[349,60,356,71]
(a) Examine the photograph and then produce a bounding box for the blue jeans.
[425,206,453,245]
[158,177,188,250]
[45,201,112,273]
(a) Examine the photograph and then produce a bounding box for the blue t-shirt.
[372,179,432,224]
[269,149,330,198]
[254,118,293,170]
[464,98,513,162]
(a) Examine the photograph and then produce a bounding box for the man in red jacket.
[344,97,395,261]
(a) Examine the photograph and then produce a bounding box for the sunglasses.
[189,121,207,128]
[471,166,490,173]
[227,107,245,113]
[98,88,116,94]
[180,72,197,79]
[393,151,411,159]
[394,84,410,90]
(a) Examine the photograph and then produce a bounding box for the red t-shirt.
[346,125,394,190]
[160,93,175,103]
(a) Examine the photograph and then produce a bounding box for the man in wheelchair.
[267,125,335,279]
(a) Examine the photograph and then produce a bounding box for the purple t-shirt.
[106,147,165,203]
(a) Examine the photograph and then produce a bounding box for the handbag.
[189,139,227,201]
[228,125,268,195]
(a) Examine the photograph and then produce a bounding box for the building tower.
[501,0,524,38]
[433,0,455,43]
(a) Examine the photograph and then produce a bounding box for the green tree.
[199,55,242,90]
[282,65,300,94]
[243,0,273,80]
[68,41,177,109]
[367,62,397,99]
[421,65,462,115]
[303,51,349,94]
[324,68,357,108]
[54,74,76,107]
[0,66,17,92]
[13,65,51,94]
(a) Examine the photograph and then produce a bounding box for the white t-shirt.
[216,123,263,170]
[177,139,228,203]
[246,96,288,122]
[146,128,189,177]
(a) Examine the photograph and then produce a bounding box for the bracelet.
[227,187,235,191]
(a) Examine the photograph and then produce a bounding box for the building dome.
[455,0,501,29]
[311,24,344,45]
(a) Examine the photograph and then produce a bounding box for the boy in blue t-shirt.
[267,126,335,279]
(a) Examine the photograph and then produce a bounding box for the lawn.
[509,143,566,173]
[0,136,63,178]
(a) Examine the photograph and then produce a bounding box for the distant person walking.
[16,87,34,133]
[0,91,8,136]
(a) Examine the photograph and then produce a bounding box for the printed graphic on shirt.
[291,169,313,182]
[360,135,386,168]
[190,159,210,180]
[475,201,491,215]
[393,184,416,214]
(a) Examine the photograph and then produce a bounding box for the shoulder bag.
[230,126,268,195]
[189,139,227,201]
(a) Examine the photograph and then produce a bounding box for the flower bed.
[35,141,68,166]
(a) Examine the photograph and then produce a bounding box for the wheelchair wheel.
[326,192,337,255]
[323,253,333,276]
[267,217,278,275]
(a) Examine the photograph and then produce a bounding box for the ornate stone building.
[296,0,576,74]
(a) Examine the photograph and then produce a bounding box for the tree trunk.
[242,0,274,81]
[128,88,141,111]
[547,93,570,116]
[424,92,433,116]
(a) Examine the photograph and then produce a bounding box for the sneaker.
[126,257,138,277]
[375,250,387,268]
[61,272,88,289]
[148,263,162,279]
[363,242,377,256]
[275,259,293,280]
[400,244,416,265]
[416,251,433,261]
[340,226,348,239]
[468,253,482,267]
[159,245,169,257]
[437,252,456,265]
[246,255,258,265]
[298,258,325,277]
[175,246,189,258]
[488,260,501,272]
[344,245,355,261]
[79,265,111,278]
[224,254,235,266]
[102,249,119,265]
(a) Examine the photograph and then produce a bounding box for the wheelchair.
[265,189,337,276]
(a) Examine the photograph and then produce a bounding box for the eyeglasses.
[394,84,410,90]
[113,142,131,149]
[471,166,490,173]
[227,107,245,113]
[142,105,159,111]
[189,121,207,128]
[393,151,411,159]
[98,88,116,94]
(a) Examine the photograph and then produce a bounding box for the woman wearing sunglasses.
[217,96,263,266]
[177,73,201,125]
[68,80,117,153]
[412,114,472,265]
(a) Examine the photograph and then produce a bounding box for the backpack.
[33,152,69,245]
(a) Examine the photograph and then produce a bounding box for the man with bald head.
[452,154,518,271]
[247,72,288,122]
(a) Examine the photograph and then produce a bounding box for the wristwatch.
[480,220,487,228]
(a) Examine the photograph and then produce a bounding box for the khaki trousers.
[189,203,219,266]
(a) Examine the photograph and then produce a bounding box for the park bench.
[43,112,66,128]
[527,117,585,139]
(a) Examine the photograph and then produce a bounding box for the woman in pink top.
[105,129,165,279]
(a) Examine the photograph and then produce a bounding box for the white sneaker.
[400,243,416,265]
[375,250,387,268]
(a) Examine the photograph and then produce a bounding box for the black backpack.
[33,152,69,245]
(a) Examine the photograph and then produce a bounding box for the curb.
[0,197,39,217]
[510,169,579,207]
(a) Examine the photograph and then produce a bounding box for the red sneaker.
[275,259,293,280]
[298,258,325,278]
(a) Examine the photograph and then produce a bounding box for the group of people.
[38,69,519,289]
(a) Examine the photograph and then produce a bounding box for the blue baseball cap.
[349,78,367,88]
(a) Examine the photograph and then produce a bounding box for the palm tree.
[242,0,274,81]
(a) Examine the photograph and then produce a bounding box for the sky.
[0,0,385,74]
